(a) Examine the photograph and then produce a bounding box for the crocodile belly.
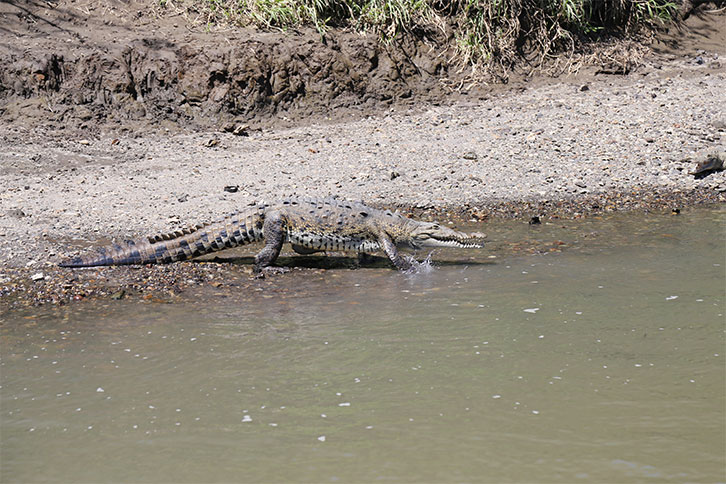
[287,232,380,253]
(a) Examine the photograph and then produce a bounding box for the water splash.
[404,251,436,275]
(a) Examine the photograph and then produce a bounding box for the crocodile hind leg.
[253,213,286,275]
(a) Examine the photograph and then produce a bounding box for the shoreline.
[0,188,723,312]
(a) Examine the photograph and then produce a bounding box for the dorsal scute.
[147,220,211,245]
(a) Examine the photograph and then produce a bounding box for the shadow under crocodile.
[192,254,494,270]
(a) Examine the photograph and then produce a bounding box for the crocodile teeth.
[431,238,483,249]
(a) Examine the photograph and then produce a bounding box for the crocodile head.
[406,221,486,250]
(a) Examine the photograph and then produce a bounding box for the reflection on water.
[1,207,724,483]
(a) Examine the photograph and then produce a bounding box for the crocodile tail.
[59,211,265,268]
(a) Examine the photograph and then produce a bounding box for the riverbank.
[1,7,725,310]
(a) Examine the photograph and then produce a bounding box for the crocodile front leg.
[379,232,413,271]
[254,213,286,275]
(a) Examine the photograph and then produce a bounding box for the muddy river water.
[1,207,724,483]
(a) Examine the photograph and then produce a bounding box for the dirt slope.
[2,0,724,135]
[1,0,464,135]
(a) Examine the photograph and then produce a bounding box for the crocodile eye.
[432,224,440,230]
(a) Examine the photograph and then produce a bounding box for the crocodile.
[59,196,485,274]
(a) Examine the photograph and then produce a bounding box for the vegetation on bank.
[159,0,681,71]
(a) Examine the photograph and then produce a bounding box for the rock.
[232,124,250,136]
[76,106,93,121]
[690,154,724,178]
[31,272,45,281]
[221,122,250,136]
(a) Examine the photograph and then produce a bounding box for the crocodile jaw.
[408,222,485,249]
